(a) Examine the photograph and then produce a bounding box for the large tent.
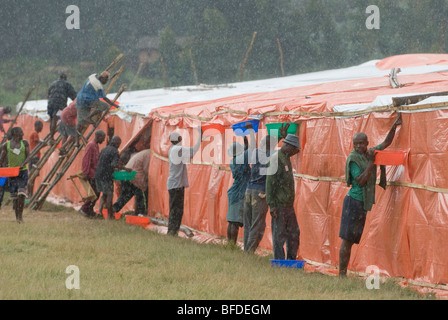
[17,54,448,286]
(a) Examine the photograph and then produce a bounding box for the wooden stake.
[129,62,144,91]
[2,87,35,144]
[189,48,199,85]
[276,38,285,77]
[239,32,258,82]
[161,57,168,88]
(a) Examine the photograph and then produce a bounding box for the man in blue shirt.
[76,72,119,145]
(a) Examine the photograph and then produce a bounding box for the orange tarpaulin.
[16,54,448,287]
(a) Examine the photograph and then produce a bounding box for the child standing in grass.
[0,127,30,223]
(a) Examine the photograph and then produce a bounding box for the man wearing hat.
[76,72,119,145]
[47,73,77,142]
[243,124,290,254]
[167,127,202,236]
[266,134,301,260]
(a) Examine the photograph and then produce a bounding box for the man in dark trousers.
[95,136,129,220]
[79,130,106,217]
[167,127,202,236]
[0,127,30,223]
[47,73,77,142]
[112,149,151,216]
[266,134,301,260]
[339,113,402,277]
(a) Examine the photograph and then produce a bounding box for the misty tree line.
[1,0,448,94]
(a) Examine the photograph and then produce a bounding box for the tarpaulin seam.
[149,150,448,194]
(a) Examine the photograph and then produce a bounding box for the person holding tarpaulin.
[167,127,202,236]
[338,113,402,277]
[243,124,290,253]
[75,71,119,146]
[266,134,301,260]
[226,123,257,245]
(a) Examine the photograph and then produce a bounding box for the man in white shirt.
[167,127,202,236]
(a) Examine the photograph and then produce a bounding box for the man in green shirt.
[0,127,30,223]
[266,134,301,260]
[339,113,402,277]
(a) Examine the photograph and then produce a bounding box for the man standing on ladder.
[75,72,120,146]
[47,74,77,143]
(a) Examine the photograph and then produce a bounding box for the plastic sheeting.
[14,54,448,287]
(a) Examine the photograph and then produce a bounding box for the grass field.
[0,201,434,301]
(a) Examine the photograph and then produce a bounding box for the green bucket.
[113,171,137,181]
[265,123,298,138]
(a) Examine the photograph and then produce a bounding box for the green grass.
[0,203,434,300]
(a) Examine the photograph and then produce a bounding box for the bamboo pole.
[105,53,124,73]
[239,32,258,82]
[2,87,35,144]
[105,65,124,95]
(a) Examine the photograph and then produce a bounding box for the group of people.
[47,72,148,221]
[0,71,131,223]
[166,113,402,277]
[224,123,301,261]
[1,70,404,277]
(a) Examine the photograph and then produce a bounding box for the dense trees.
[0,0,447,104]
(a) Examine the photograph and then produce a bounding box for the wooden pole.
[440,18,447,53]
[276,38,285,77]
[2,87,35,144]
[393,91,448,107]
[161,57,168,88]
[129,63,144,91]
[105,53,124,73]
[239,32,258,82]
[105,65,124,95]
[188,48,199,85]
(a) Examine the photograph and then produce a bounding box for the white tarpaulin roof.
[19,57,448,122]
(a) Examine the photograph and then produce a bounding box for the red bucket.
[374,150,407,166]
[125,215,150,227]
[202,123,226,136]
[0,167,20,178]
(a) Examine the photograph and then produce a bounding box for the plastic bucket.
[202,123,226,136]
[265,123,298,138]
[113,171,137,181]
[0,167,20,178]
[270,259,306,269]
[125,215,150,227]
[231,120,260,137]
[374,150,407,166]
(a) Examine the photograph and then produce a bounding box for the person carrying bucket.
[0,127,30,223]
